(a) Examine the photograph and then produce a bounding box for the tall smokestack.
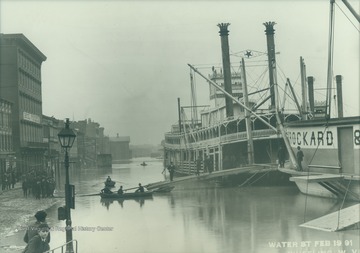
[336,75,343,118]
[217,23,234,118]
[307,76,315,114]
[263,22,277,109]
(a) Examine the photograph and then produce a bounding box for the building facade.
[72,118,110,168]
[110,134,131,162]
[42,115,62,177]
[0,98,14,181]
[0,33,47,175]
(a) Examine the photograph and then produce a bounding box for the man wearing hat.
[24,210,50,244]
[23,223,50,253]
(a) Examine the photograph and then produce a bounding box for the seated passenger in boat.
[101,187,113,194]
[106,176,112,182]
[135,183,145,193]
[117,186,124,195]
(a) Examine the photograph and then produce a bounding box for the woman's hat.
[34,210,47,220]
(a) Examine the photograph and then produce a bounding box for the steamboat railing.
[44,240,78,253]
[164,129,278,150]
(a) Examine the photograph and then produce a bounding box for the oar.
[77,192,100,197]
[123,184,150,192]
[123,186,139,191]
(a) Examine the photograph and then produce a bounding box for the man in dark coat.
[135,183,145,193]
[296,146,304,171]
[277,146,286,168]
[24,211,50,244]
[23,223,50,253]
[167,162,175,181]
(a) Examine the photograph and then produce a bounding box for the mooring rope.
[336,177,352,230]
[303,123,329,223]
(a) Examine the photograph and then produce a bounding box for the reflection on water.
[100,197,153,210]
[7,158,359,253]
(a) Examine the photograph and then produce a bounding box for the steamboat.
[163,22,300,185]
[278,0,360,202]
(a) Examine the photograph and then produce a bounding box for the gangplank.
[300,204,360,232]
[146,164,277,190]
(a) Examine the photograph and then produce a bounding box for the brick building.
[0,33,47,175]
[0,98,14,178]
[110,134,131,162]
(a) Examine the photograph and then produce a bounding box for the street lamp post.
[58,118,76,253]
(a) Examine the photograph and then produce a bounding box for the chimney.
[307,76,315,114]
[217,23,234,118]
[263,22,277,109]
[336,75,343,118]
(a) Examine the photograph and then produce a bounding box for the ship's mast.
[241,58,254,164]
[325,0,360,119]
[341,0,360,23]
[300,57,308,120]
[190,71,198,126]
[325,0,336,119]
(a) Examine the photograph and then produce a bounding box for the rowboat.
[100,191,153,199]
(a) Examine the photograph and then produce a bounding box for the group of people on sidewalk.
[1,169,56,200]
[1,168,18,190]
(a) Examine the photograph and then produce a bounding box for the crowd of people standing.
[1,168,19,190]
[1,168,56,199]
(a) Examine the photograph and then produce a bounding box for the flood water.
[6,158,360,253]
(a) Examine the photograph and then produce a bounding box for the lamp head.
[58,118,76,149]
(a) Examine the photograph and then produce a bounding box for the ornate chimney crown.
[217,23,230,36]
[263,21,276,35]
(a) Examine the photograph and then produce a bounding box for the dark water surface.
[5,158,359,253]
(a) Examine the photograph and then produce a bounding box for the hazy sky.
[1,0,359,145]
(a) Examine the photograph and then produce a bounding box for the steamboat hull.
[281,116,360,201]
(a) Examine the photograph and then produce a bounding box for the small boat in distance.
[140,162,147,166]
[100,191,153,199]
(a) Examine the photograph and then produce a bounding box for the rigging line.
[230,64,239,74]
[247,168,272,186]
[335,1,360,32]
[193,70,198,123]
[303,122,330,223]
[247,67,269,97]
[278,80,297,105]
[276,63,288,81]
[336,177,352,230]
[182,107,196,144]
[278,84,296,110]
[238,170,262,188]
